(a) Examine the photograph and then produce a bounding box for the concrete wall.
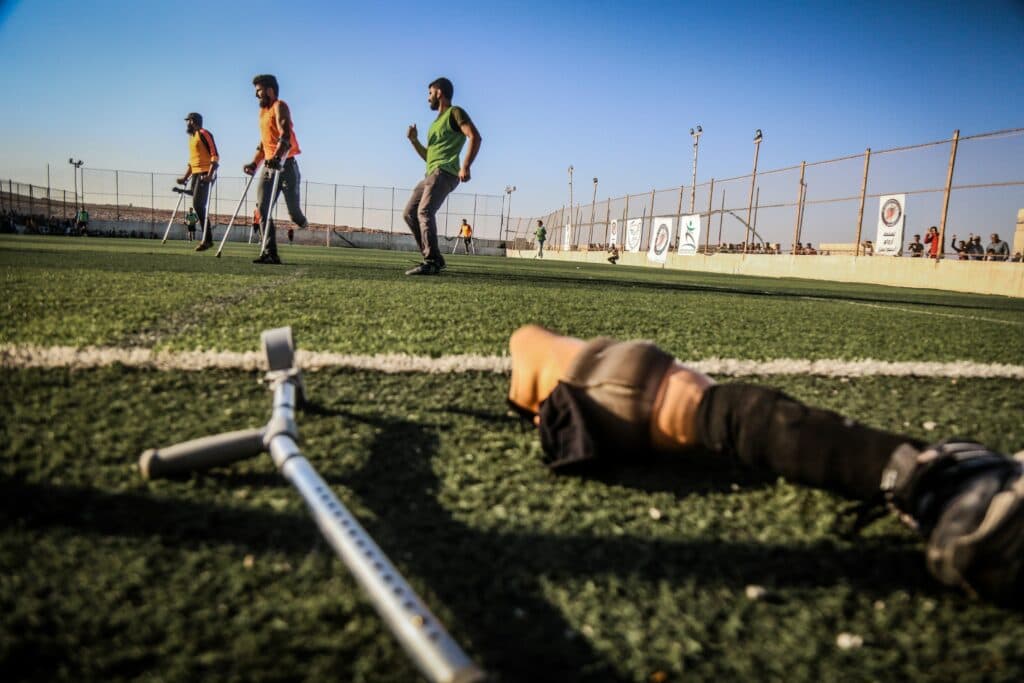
[508,248,1024,298]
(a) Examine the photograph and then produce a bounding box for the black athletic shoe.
[253,252,282,265]
[883,440,1024,605]
[405,261,440,276]
[195,241,212,252]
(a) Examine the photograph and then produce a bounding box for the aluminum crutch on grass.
[161,186,191,243]
[215,172,257,258]
[138,327,484,683]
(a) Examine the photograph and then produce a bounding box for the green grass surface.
[2,236,1023,682]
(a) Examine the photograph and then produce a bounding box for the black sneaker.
[883,440,1024,605]
[195,241,212,252]
[405,261,440,276]
[253,252,282,265]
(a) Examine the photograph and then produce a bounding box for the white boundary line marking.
[806,297,1024,327]
[2,344,1022,378]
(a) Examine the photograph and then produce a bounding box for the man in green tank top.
[403,77,482,275]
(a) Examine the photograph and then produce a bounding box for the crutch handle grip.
[139,428,266,479]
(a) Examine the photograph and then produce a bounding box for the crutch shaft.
[216,173,256,256]
[268,433,483,683]
[162,192,186,243]
[139,428,266,480]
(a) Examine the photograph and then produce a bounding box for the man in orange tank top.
[507,324,1023,607]
[176,113,219,251]
[243,74,309,265]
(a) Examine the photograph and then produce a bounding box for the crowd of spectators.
[1,210,158,239]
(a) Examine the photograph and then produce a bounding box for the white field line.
[2,344,1023,379]
[807,298,1024,327]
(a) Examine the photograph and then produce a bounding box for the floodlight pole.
[568,166,574,245]
[689,125,702,213]
[744,130,762,253]
[68,158,83,213]
[587,177,598,246]
[504,185,516,242]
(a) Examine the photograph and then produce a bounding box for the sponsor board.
[678,214,702,255]
[648,217,673,263]
[563,224,572,250]
[608,219,619,246]
[876,194,906,256]
[625,218,644,252]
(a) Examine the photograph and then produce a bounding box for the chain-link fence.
[509,128,1024,258]
[1,171,507,241]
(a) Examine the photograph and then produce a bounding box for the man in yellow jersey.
[507,324,1024,607]
[176,113,219,251]
[244,74,309,265]
[456,219,474,254]
[403,77,482,275]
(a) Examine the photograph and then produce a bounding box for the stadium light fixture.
[690,125,702,213]
[68,158,84,212]
[504,185,516,241]
[745,130,763,252]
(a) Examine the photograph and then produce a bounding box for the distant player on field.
[176,113,219,252]
[403,77,482,275]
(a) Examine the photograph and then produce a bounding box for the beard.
[259,95,273,108]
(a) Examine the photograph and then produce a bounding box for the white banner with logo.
[876,194,906,256]
[563,224,572,250]
[625,218,644,252]
[647,217,673,263]
[608,219,619,246]
[677,213,702,255]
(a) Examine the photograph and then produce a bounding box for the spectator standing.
[924,226,940,258]
[76,207,89,235]
[244,74,310,265]
[402,77,482,276]
[950,235,969,260]
[176,113,219,252]
[907,234,924,257]
[967,235,985,260]
[986,233,1010,261]
[534,220,547,258]
[185,208,198,242]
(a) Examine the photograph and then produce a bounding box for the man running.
[534,220,546,258]
[244,74,309,265]
[403,77,482,275]
[456,219,474,254]
[507,324,1023,607]
[176,113,219,251]
[75,207,89,236]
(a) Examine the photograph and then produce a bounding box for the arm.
[271,100,293,163]
[458,120,482,182]
[407,124,427,161]
[244,143,265,175]
[200,130,220,181]
[177,165,192,185]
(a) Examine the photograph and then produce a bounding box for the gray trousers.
[190,175,212,243]
[403,170,460,263]
[257,158,307,255]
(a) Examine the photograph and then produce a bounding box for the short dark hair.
[185,112,203,127]
[253,74,279,94]
[429,77,454,100]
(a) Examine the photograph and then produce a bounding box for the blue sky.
[1,0,1022,226]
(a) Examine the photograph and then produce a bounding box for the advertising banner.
[625,218,644,252]
[876,194,906,256]
[677,214,702,255]
[647,217,673,263]
[608,219,619,246]
[563,224,572,250]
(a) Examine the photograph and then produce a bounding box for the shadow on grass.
[0,403,936,681]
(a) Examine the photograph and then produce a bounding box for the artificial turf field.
[2,235,1023,682]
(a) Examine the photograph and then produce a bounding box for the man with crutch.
[244,74,309,265]
[176,113,219,251]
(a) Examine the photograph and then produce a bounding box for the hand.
[243,163,257,176]
[407,124,418,141]
[176,176,187,185]
[265,156,282,170]
[459,166,471,182]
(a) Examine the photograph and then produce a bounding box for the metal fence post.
[793,161,806,253]
[854,148,871,256]
[63,190,67,222]
[361,185,365,229]
[115,170,120,220]
[472,194,478,234]
[704,178,715,254]
[390,186,395,234]
[46,164,52,219]
[304,180,308,218]
[647,188,655,250]
[150,172,155,233]
[717,190,725,247]
[604,198,611,243]
[937,129,960,260]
